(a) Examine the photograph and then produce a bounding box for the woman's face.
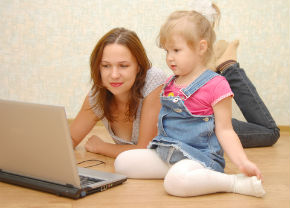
[100,43,138,100]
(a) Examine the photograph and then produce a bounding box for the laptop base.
[0,169,86,199]
[0,169,127,199]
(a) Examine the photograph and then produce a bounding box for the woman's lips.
[110,82,123,87]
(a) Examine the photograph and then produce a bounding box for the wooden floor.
[0,125,289,208]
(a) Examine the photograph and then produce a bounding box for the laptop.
[0,99,127,199]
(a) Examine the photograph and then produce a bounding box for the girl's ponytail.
[189,1,221,28]
[211,3,221,28]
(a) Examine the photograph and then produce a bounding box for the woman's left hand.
[85,135,106,154]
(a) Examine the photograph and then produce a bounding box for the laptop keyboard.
[79,175,104,187]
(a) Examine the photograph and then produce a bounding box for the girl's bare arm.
[213,97,262,179]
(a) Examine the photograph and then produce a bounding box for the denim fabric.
[222,63,280,148]
[156,146,187,164]
[148,70,225,173]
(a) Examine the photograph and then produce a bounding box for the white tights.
[114,149,265,197]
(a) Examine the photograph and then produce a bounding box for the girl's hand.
[238,160,263,180]
[85,135,105,154]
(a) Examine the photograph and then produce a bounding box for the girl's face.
[165,34,204,84]
[100,43,138,99]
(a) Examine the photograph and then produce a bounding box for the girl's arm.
[85,85,163,158]
[70,95,99,148]
[135,85,163,147]
[213,96,262,179]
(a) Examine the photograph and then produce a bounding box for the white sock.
[232,174,266,197]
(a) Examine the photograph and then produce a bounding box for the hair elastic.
[189,0,217,24]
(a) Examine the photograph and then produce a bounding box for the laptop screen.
[0,99,81,188]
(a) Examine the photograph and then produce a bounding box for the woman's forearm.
[88,141,144,158]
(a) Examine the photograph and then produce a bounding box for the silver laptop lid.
[0,99,81,188]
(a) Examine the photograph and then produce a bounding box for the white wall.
[0,0,289,125]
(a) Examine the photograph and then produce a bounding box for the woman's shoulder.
[143,67,168,97]
[146,67,168,80]
[88,90,103,117]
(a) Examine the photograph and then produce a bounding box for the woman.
[70,27,167,158]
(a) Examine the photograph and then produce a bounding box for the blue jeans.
[222,63,280,148]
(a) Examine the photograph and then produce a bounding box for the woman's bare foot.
[214,40,229,60]
[216,40,240,67]
[207,40,229,70]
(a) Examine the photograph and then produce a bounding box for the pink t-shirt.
[164,76,234,115]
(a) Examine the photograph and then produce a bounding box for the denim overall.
[148,70,225,173]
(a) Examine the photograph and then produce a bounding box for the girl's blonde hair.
[158,4,220,65]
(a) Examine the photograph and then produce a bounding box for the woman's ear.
[199,39,208,55]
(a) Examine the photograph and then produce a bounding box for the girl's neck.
[175,66,207,86]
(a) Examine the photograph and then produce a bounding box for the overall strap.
[181,70,220,99]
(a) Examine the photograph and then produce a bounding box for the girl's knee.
[115,149,169,179]
[164,161,192,196]
[114,149,138,176]
[114,150,135,175]
[164,167,191,197]
[163,160,206,197]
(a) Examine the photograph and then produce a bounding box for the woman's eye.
[120,65,129,68]
[101,64,109,68]
[174,49,179,52]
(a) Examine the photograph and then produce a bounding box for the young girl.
[114,3,265,197]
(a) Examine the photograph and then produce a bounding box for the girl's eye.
[174,49,179,52]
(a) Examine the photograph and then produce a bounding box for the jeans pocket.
[199,117,214,137]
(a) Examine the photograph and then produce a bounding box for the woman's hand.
[238,159,263,180]
[85,135,106,154]
[84,135,137,158]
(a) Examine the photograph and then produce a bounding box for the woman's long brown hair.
[90,27,152,122]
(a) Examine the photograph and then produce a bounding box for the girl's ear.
[199,40,208,55]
